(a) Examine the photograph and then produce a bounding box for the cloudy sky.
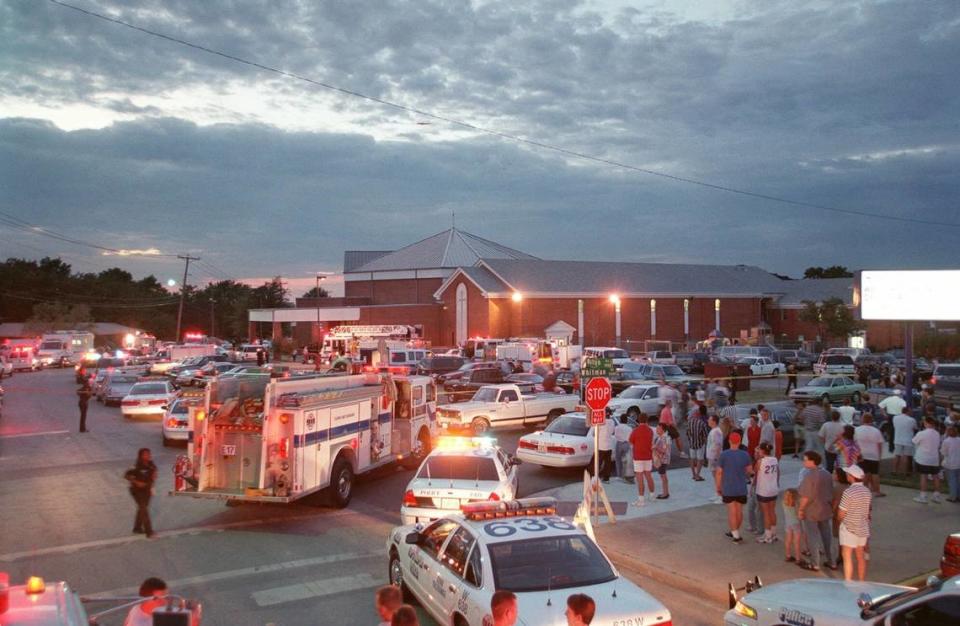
[2,0,958,296]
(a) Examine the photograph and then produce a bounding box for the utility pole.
[210,298,216,338]
[175,254,200,342]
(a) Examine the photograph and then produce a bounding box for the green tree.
[798,297,865,344]
[24,302,94,333]
[803,266,853,279]
[302,286,329,298]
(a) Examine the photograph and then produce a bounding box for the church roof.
[349,228,537,273]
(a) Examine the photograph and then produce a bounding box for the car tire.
[471,417,491,435]
[852,391,861,404]
[389,552,415,603]
[328,455,353,508]
[772,369,779,377]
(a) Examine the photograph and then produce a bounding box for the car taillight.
[121,400,138,406]
[945,535,960,556]
[402,490,418,507]
[547,445,575,455]
[167,418,178,428]
[487,492,500,501]
[930,376,937,385]
[650,620,671,626]
[149,399,166,405]
[518,440,537,450]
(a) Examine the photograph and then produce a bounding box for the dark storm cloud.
[1,0,959,278]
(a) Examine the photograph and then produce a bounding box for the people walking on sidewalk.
[837,465,872,581]
[688,404,709,481]
[912,416,943,503]
[653,422,671,499]
[819,411,844,474]
[893,406,918,476]
[782,488,802,562]
[629,413,655,507]
[797,451,834,572]
[707,414,724,503]
[942,425,960,502]
[854,414,886,497]
[835,425,861,484]
[755,442,780,543]
[716,431,753,543]
[613,414,634,483]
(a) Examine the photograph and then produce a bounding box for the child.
[782,488,802,562]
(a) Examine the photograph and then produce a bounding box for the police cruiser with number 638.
[387,497,672,626]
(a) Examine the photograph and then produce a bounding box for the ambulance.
[172,370,438,507]
[320,325,425,365]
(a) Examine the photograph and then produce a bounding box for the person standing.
[893,407,918,476]
[941,425,960,502]
[819,411,844,474]
[489,590,518,626]
[837,465,872,581]
[836,398,856,426]
[688,405,709,481]
[745,412,761,460]
[716,432,753,543]
[391,605,419,626]
[123,578,167,626]
[799,400,826,456]
[834,425,861,484]
[785,362,799,395]
[782,488,802,563]
[613,414,634,483]
[912,416,943,504]
[598,410,616,483]
[77,381,93,433]
[375,585,403,626]
[797,451,834,572]
[755,442,780,544]
[125,448,157,538]
[653,422,672,499]
[879,389,907,423]
[854,414,886,497]
[629,413,656,506]
[565,593,596,626]
[706,414,725,503]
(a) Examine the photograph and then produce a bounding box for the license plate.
[538,441,547,453]
[221,445,237,456]
[441,498,459,510]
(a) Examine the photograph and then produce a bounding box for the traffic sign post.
[584,377,613,525]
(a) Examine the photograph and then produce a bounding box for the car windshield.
[826,356,853,364]
[936,365,960,376]
[862,583,941,618]
[170,401,188,414]
[488,534,616,592]
[130,383,167,395]
[661,365,684,376]
[39,341,63,350]
[618,386,650,399]
[603,349,628,359]
[472,388,500,403]
[807,377,832,387]
[417,455,499,481]
[545,415,589,436]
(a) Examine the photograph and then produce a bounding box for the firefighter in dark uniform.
[77,381,92,433]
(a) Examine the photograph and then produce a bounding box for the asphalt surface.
[1,368,723,626]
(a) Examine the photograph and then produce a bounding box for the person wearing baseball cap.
[837,464,872,581]
[716,431,753,543]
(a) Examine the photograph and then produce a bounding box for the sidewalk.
[534,457,959,606]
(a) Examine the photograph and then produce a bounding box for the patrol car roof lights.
[25,576,45,595]
[727,575,763,610]
[461,496,557,520]
[434,436,495,451]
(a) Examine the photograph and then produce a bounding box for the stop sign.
[584,377,612,411]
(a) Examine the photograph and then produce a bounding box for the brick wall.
[344,278,444,305]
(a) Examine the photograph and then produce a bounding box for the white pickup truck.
[435,384,580,434]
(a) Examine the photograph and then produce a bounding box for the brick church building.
[250,227,915,351]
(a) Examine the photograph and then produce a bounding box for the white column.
[683,299,690,337]
[577,299,584,346]
[714,298,721,331]
[650,299,657,336]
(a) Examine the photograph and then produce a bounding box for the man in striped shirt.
[838,465,872,581]
[687,404,710,481]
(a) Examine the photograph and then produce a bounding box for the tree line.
[0,257,290,343]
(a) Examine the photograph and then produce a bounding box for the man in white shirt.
[912,416,942,504]
[706,415,724,504]
[598,411,616,482]
[836,398,857,426]
[892,407,918,476]
[879,390,906,422]
[854,413,886,496]
[613,414,635,483]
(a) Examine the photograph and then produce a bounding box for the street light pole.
[210,298,216,338]
[175,254,199,342]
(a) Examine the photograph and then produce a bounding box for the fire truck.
[172,370,437,507]
[320,324,427,366]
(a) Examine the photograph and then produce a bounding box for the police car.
[401,437,520,525]
[724,573,960,626]
[387,498,673,626]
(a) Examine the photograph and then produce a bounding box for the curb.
[596,531,729,606]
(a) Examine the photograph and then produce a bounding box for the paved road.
[2,369,679,625]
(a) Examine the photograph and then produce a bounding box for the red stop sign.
[584,377,612,411]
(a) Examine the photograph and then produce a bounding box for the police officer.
[125,448,158,538]
[77,381,92,433]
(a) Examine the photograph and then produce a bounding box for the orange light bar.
[25,576,45,595]
[461,497,558,520]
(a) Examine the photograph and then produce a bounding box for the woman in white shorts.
[837,465,872,581]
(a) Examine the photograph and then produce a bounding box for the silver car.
[102,373,140,406]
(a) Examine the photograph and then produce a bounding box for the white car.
[121,380,176,419]
[725,573,959,626]
[643,350,675,365]
[0,356,12,378]
[161,398,191,445]
[606,383,661,421]
[737,356,786,377]
[388,498,672,626]
[516,412,594,468]
[401,437,520,525]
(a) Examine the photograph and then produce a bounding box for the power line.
[46,0,960,230]
[0,291,179,308]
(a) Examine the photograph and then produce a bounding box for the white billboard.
[860,270,960,321]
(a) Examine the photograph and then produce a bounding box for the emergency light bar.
[435,436,496,451]
[461,497,557,520]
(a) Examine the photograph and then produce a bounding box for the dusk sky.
[2,0,958,297]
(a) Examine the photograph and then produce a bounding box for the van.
[932,364,960,410]
[813,354,856,376]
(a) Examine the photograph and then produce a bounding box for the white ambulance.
[172,371,438,507]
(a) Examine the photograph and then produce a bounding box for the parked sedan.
[161,398,190,446]
[737,356,786,377]
[789,375,865,404]
[121,381,176,419]
[101,373,140,406]
[606,383,661,421]
[516,412,593,468]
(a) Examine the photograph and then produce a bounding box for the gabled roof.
[770,278,854,307]
[469,258,787,297]
[350,228,537,273]
[433,265,509,298]
[343,250,392,272]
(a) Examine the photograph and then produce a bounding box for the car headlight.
[734,600,757,620]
